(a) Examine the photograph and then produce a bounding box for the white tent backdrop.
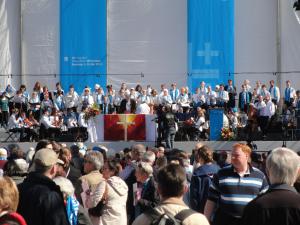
[280,0,300,92]
[21,0,59,91]
[0,0,21,91]
[107,0,187,90]
[0,0,300,93]
[234,0,277,91]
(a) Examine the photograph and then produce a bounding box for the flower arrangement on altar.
[221,127,235,141]
[83,103,101,122]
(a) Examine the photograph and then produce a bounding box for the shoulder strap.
[174,209,197,222]
[144,207,164,221]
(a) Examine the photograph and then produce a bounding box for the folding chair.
[4,129,20,142]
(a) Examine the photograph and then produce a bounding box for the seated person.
[8,108,25,141]
[40,108,60,139]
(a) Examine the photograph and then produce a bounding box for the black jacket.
[17,172,70,225]
[137,176,160,213]
[241,184,300,225]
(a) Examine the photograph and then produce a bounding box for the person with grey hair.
[79,151,105,224]
[241,147,300,225]
[142,151,156,166]
[134,162,159,217]
[54,176,92,225]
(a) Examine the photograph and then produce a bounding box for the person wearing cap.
[81,87,94,109]
[17,148,69,225]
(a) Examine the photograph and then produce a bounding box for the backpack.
[145,207,196,225]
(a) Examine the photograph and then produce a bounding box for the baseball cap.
[33,148,61,168]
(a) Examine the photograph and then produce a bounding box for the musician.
[64,85,80,111]
[4,85,15,114]
[40,85,53,102]
[20,111,39,142]
[176,87,190,112]
[12,90,26,111]
[137,89,151,106]
[252,95,270,139]
[53,82,64,97]
[114,89,126,113]
[64,108,78,129]
[78,106,88,128]
[169,83,180,103]
[206,85,217,108]
[217,84,229,108]
[225,79,237,109]
[159,89,173,106]
[41,93,54,112]
[53,90,65,112]
[94,87,105,111]
[81,87,94,108]
[8,108,25,141]
[40,108,60,139]
[199,81,208,96]
[0,92,9,128]
[238,84,252,113]
[192,88,205,108]
[19,84,29,111]
[260,84,270,99]
[284,80,296,108]
[269,80,280,105]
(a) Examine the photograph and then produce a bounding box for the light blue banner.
[209,109,224,140]
[188,0,234,93]
[60,0,107,93]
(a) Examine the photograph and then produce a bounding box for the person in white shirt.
[192,88,205,108]
[243,79,252,92]
[217,85,229,108]
[254,80,262,97]
[81,87,94,108]
[160,89,173,106]
[176,87,190,112]
[199,81,208,96]
[137,89,150,106]
[206,86,217,107]
[252,95,269,139]
[136,102,150,114]
[8,108,25,141]
[40,109,60,139]
[64,85,80,111]
[169,83,180,103]
[265,95,275,119]
[78,107,88,128]
[284,80,296,108]
[114,89,126,113]
[149,89,160,114]
[260,84,270,99]
[269,80,280,105]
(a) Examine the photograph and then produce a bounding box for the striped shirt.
[208,164,268,218]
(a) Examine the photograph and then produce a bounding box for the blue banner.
[209,109,224,140]
[60,0,107,93]
[188,0,234,93]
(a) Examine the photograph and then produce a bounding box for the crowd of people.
[0,79,299,142]
[0,140,300,225]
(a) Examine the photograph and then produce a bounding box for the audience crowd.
[0,141,300,225]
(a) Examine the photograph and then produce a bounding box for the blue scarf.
[66,196,79,225]
[285,88,291,102]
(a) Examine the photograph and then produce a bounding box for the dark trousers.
[165,127,176,149]
[213,210,241,225]
[258,116,269,136]
[1,111,8,126]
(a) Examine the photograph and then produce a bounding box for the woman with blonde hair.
[0,176,27,225]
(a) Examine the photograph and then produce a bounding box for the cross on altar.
[197,42,219,65]
[117,115,135,141]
